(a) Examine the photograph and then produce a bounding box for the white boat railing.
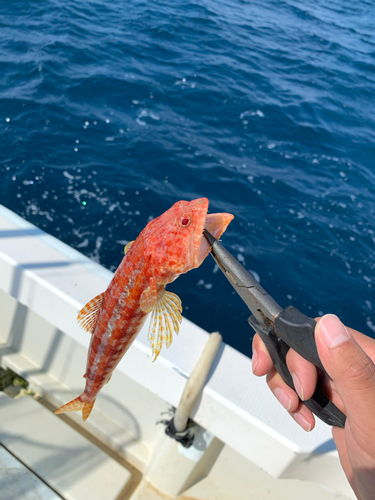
[0,204,352,497]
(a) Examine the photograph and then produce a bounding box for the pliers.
[203,229,346,428]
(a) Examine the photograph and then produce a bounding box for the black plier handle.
[204,229,346,428]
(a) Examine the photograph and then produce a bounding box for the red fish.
[55,198,233,420]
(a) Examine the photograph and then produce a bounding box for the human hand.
[252,314,375,500]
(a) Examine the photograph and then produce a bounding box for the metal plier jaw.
[203,229,346,428]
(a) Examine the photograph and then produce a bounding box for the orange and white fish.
[55,197,233,421]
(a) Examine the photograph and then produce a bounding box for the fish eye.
[180,215,191,227]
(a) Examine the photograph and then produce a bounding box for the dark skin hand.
[252,314,375,500]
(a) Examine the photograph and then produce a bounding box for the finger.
[266,367,300,412]
[286,348,318,401]
[332,427,354,490]
[315,315,375,444]
[266,368,315,432]
[252,334,274,376]
[319,374,345,414]
[301,324,375,414]
[253,331,319,401]
[349,327,375,362]
[253,331,319,408]
[290,401,315,432]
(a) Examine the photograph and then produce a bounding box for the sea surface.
[1,0,375,357]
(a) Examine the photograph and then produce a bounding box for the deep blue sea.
[1,0,375,357]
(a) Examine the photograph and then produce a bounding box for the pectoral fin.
[77,292,105,333]
[140,278,158,313]
[148,290,182,361]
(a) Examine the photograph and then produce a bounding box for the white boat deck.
[0,443,61,500]
[0,393,130,500]
[0,204,355,500]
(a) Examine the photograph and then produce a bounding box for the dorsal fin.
[77,292,105,333]
[148,290,182,361]
[140,278,158,313]
[124,241,135,255]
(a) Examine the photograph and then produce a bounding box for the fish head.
[143,198,233,281]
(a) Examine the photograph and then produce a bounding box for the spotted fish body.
[55,198,233,420]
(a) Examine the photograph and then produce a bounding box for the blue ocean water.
[1,0,375,357]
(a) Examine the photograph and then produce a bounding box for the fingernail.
[252,349,258,373]
[319,314,351,348]
[274,388,292,411]
[292,373,304,401]
[293,411,312,432]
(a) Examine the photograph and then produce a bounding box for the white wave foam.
[136,109,160,126]
[240,110,264,119]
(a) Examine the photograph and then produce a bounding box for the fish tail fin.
[82,400,95,421]
[55,395,96,421]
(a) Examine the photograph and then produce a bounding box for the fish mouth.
[194,210,234,267]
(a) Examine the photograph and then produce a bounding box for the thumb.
[315,314,375,429]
